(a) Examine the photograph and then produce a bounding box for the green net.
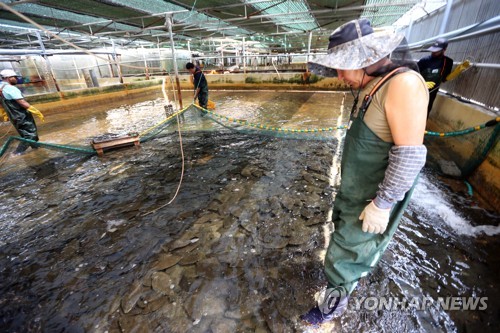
[0,136,96,158]
[424,118,499,178]
[191,104,348,141]
[138,105,192,143]
[1,104,497,181]
[196,105,499,178]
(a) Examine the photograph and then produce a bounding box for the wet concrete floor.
[0,91,499,333]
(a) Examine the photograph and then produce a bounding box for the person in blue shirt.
[0,69,43,154]
[417,38,453,116]
[186,62,208,109]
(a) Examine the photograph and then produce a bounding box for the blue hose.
[464,180,473,196]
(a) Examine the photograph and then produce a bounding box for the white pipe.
[470,62,500,69]
[449,25,500,43]
[166,15,183,109]
[408,16,500,50]
[439,0,454,35]
[0,49,118,56]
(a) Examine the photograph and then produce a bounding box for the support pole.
[30,57,42,80]
[107,54,115,77]
[36,31,61,93]
[406,17,414,42]
[306,30,312,71]
[220,40,224,71]
[157,41,163,73]
[94,58,103,77]
[72,57,82,80]
[242,37,246,75]
[439,0,454,35]
[166,15,183,109]
[141,45,150,80]
[187,40,192,63]
[117,55,124,84]
[112,40,124,84]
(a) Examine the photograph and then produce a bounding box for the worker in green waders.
[0,69,44,155]
[302,19,429,325]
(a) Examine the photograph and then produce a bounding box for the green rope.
[461,123,499,177]
[424,117,500,137]
[193,104,499,138]
[0,136,14,156]
[0,136,96,158]
[464,180,473,196]
[0,107,497,161]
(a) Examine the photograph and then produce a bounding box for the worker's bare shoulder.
[389,71,427,94]
[385,70,428,119]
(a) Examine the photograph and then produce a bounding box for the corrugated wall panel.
[406,0,500,108]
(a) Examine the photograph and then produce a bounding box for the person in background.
[302,19,428,325]
[186,62,209,109]
[417,38,453,116]
[0,69,44,155]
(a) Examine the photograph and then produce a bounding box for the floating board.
[91,132,140,157]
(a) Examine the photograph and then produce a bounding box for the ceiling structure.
[0,0,420,53]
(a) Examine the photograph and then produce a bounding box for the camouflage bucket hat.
[308,19,404,73]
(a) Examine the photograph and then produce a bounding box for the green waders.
[197,86,209,109]
[324,68,418,295]
[1,97,39,153]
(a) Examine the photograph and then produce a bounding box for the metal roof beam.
[20,2,253,40]
[193,0,275,12]
[90,21,114,35]
[9,3,188,32]
[221,1,418,22]
[93,30,137,36]
[247,0,287,18]
[81,20,113,27]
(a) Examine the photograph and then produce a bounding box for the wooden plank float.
[91,132,140,157]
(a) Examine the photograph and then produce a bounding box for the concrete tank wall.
[428,94,499,209]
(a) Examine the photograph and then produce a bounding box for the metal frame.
[0,1,418,53]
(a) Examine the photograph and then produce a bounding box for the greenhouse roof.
[0,0,420,52]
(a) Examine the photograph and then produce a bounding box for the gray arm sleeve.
[373,145,427,209]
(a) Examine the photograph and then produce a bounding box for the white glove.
[359,201,391,234]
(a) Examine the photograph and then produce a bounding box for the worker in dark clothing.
[417,38,453,116]
[0,69,44,155]
[186,62,209,109]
